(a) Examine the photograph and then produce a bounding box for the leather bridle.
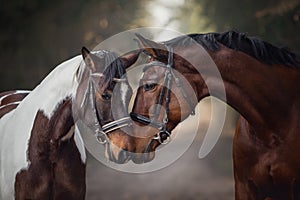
[130,45,195,144]
[85,74,132,145]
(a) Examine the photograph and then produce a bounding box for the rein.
[130,45,195,144]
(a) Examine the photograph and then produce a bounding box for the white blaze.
[120,82,129,108]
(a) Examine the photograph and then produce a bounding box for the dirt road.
[86,130,235,200]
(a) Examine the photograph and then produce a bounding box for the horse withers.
[0,47,139,199]
[129,32,300,199]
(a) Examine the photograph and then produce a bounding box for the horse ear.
[120,49,141,69]
[81,47,96,72]
[135,33,166,59]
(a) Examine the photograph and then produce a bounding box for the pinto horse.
[0,47,139,199]
[129,31,300,199]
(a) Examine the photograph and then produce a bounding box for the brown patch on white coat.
[15,98,86,200]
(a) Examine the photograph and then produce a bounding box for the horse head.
[129,34,199,163]
[74,47,140,164]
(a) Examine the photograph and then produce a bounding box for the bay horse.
[0,47,139,199]
[129,31,300,199]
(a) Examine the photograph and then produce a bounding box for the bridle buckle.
[95,129,108,144]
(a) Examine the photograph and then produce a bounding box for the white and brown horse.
[0,47,139,199]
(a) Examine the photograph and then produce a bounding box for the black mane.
[102,51,126,89]
[164,31,300,68]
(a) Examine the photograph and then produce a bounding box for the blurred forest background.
[1,0,299,91]
[1,0,299,199]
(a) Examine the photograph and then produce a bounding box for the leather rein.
[130,45,195,144]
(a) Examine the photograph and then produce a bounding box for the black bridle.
[84,73,132,145]
[130,45,195,144]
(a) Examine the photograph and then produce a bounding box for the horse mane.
[101,51,126,90]
[77,51,126,90]
[164,31,300,68]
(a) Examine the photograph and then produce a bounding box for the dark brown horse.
[0,47,139,199]
[129,31,300,199]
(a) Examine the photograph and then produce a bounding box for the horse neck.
[189,46,300,133]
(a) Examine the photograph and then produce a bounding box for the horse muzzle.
[131,139,158,164]
[105,142,132,164]
[131,151,155,164]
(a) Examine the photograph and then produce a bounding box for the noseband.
[85,74,131,145]
[130,45,195,144]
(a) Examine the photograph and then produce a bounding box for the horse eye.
[143,83,157,91]
[101,92,112,100]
